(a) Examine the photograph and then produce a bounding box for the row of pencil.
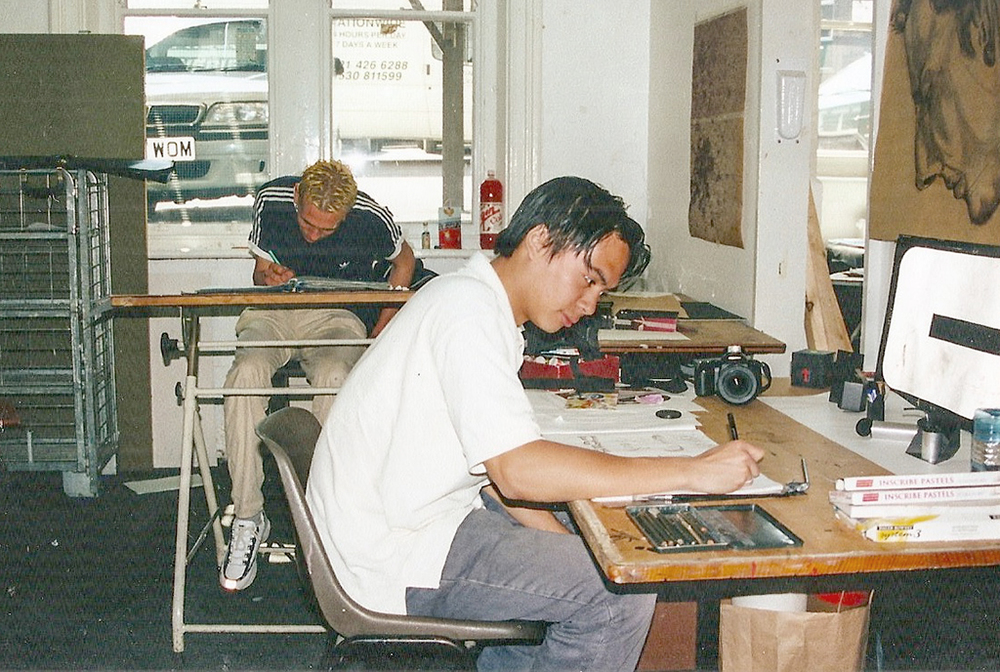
[629,506,720,550]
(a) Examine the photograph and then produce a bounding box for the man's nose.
[578,288,602,316]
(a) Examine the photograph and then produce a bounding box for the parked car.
[143,17,471,208]
[145,19,269,207]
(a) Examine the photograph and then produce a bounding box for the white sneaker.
[219,511,270,591]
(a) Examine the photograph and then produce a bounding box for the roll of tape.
[731,593,808,612]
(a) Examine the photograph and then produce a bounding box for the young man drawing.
[307,176,765,671]
[220,159,415,591]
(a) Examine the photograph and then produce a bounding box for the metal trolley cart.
[0,167,117,497]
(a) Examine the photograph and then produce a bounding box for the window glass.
[331,1,474,230]
[125,15,269,224]
[815,1,873,243]
[124,0,485,253]
[818,14,872,153]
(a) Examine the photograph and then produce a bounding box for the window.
[122,0,483,255]
[818,6,872,153]
[134,16,269,216]
[815,0,874,241]
[330,1,474,227]
[123,4,270,234]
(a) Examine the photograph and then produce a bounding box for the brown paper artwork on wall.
[870,0,1000,243]
[688,8,747,249]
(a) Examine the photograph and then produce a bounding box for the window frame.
[118,0,499,258]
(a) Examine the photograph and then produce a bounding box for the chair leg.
[324,636,477,671]
[268,360,308,414]
[268,367,291,414]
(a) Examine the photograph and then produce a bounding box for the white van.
[144,17,471,207]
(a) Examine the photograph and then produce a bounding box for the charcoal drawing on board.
[689,8,747,248]
[871,0,1000,243]
[900,0,1000,225]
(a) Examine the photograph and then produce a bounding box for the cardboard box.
[790,349,835,388]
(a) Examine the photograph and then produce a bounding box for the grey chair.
[255,407,545,670]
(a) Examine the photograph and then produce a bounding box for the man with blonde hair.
[220,159,418,590]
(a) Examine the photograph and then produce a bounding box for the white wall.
[537,0,650,227]
[647,0,812,375]
[648,1,755,307]
[537,0,812,378]
[751,0,813,374]
[816,176,869,240]
[1,3,48,31]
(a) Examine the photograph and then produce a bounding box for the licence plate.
[146,136,196,161]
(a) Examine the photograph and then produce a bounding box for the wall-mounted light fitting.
[776,69,806,141]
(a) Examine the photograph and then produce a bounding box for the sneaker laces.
[227,518,260,565]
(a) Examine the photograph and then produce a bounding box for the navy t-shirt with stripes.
[247,175,403,330]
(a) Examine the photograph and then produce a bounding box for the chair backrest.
[255,407,544,644]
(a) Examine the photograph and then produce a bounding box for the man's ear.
[523,224,551,260]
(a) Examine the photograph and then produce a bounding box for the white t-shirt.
[306,253,543,614]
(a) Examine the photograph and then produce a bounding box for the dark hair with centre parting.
[493,176,651,285]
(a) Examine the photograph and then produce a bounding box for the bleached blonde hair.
[298,160,358,213]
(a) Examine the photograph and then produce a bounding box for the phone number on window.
[341,60,409,71]
[340,70,404,81]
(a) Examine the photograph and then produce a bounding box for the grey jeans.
[405,498,656,672]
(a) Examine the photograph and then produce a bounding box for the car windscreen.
[145,20,266,74]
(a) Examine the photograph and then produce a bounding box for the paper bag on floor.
[719,594,871,672]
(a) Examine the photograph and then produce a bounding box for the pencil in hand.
[727,412,739,441]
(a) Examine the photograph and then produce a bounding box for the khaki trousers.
[223,308,366,518]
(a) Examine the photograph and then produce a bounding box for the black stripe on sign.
[929,314,1000,356]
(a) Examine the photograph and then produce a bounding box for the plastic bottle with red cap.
[479,170,504,250]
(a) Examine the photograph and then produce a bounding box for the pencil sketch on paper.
[896,0,1000,225]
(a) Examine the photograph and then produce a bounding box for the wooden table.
[110,288,412,310]
[568,389,1000,588]
[110,290,410,653]
[599,318,786,356]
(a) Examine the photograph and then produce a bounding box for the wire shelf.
[0,168,118,494]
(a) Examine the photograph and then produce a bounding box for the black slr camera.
[693,345,772,405]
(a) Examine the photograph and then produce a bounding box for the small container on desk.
[438,206,462,249]
[972,408,1000,471]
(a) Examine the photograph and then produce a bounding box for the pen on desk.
[727,412,739,441]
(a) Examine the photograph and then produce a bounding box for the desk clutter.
[520,305,690,391]
[627,503,802,553]
[526,387,792,504]
[519,294,690,392]
[831,470,1000,542]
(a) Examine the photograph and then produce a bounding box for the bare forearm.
[485,438,763,504]
[372,243,416,335]
[388,242,416,288]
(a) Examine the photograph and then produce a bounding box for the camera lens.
[715,362,760,405]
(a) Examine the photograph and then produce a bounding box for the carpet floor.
[2,459,1000,671]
